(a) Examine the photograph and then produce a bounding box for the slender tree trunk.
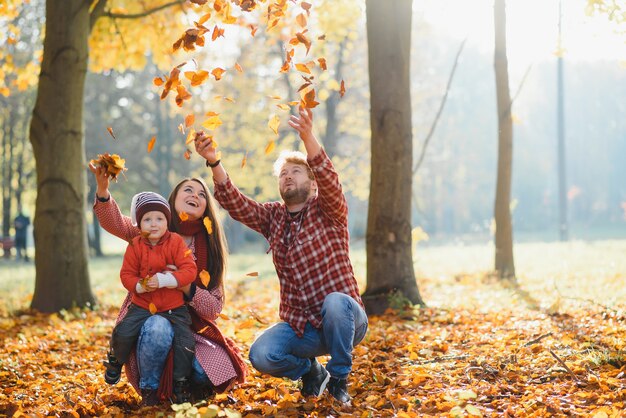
[556,0,568,241]
[30,0,95,311]
[493,0,516,280]
[322,39,346,158]
[362,0,424,315]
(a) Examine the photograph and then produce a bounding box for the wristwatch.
[96,194,110,203]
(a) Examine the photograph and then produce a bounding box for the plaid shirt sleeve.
[213,177,278,240]
[307,148,348,226]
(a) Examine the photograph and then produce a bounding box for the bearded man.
[194,108,367,404]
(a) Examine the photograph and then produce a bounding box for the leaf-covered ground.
[1,241,625,417]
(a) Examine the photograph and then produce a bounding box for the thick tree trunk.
[30,0,95,311]
[493,0,516,280]
[362,0,424,315]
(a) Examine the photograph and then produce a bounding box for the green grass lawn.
[1,239,625,316]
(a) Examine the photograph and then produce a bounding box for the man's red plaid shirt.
[214,148,363,337]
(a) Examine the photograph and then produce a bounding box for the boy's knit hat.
[130,191,171,226]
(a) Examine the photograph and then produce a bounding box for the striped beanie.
[130,191,171,226]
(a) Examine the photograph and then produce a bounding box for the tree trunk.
[493,0,516,280]
[29,0,95,312]
[362,0,424,315]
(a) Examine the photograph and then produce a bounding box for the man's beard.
[280,183,310,206]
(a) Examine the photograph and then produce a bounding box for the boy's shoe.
[173,378,192,404]
[327,377,351,403]
[140,388,159,406]
[301,358,330,397]
[103,352,122,385]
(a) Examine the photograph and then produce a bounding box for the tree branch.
[102,0,186,20]
[413,37,467,176]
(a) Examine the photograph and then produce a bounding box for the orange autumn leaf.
[185,128,196,145]
[249,24,258,37]
[185,70,209,87]
[147,136,156,153]
[318,34,326,40]
[224,96,236,103]
[184,248,192,258]
[184,149,192,160]
[199,269,211,287]
[179,211,189,222]
[212,25,225,41]
[234,62,243,73]
[184,114,195,128]
[205,111,219,117]
[295,63,311,74]
[340,79,346,97]
[148,303,157,315]
[107,126,116,139]
[318,57,327,70]
[153,77,164,86]
[246,272,259,277]
[268,114,280,135]
[211,67,226,81]
[90,153,127,180]
[203,216,213,234]
[301,88,320,109]
[197,325,209,334]
[265,140,276,155]
[241,152,248,168]
[198,12,211,25]
[296,13,307,27]
[218,313,230,320]
[175,84,192,107]
[301,1,312,15]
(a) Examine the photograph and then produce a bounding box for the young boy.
[103,191,197,405]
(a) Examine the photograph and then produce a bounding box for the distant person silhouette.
[14,209,30,261]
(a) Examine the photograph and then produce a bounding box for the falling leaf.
[301,88,319,109]
[241,152,248,168]
[184,249,192,257]
[340,79,346,97]
[296,13,307,27]
[269,95,282,100]
[318,57,327,70]
[175,84,192,107]
[318,34,326,40]
[147,136,156,153]
[198,12,211,25]
[234,62,243,73]
[246,272,259,277]
[295,63,311,74]
[276,103,290,111]
[265,140,276,155]
[202,115,223,130]
[184,70,210,87]
[218,313,230,320]
[301,1,311,15]
[179,211,189,222]
[249,24,258,37]
[205,111,219,117]
[149,303,157,315]
[224,97,236,103]
[184,149,192,160]
[268,115,280,135]
[185,114,195,128]
[106,127,116,139]
[185,128,196,145]
[203,216,213,234]
[199,270,211,287]
[248,308,268,325]
[153,77,164,86]
[178,123,185,134]
[212,25,225,41]
[197,325,209,334]
[212,67,226,81]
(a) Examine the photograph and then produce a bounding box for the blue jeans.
[249,292,368,380]
[137,315,209,390]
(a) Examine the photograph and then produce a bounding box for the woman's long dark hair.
[168,177,228,292]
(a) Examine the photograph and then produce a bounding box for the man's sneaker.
[140,388,159,406]
[327,377,351,403]
[301,358,330,397]
[103,352,122,385]
[172,378,192,404]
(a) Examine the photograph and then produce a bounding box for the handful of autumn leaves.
[90,153,127,180]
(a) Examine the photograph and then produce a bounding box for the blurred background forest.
[1,0,625,257]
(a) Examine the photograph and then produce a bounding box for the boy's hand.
[141,275,158,292]
[88,162,111,199]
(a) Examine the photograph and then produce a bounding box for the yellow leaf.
[234,62,243,72]
[184,114,195,128]
[179,211,189,222]
[295,63,311,74]
[218,313,230,320]
[185,128,196,145]
[276,103,290,111]
[184,249,192,257]
[202,115,222,130]
[241,152,247,168]
[465,405,482,417]
[265,140,276,155]
[197,325,209,334]
[203,216,213,234]
[199,269,211,287]
[149,303,157,315]
[268,114,280,135]
[147,136,156,153]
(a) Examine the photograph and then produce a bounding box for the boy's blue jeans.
[136,315,210,390]
[248,292,368,380]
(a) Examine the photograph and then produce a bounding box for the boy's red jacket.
[120,231,196,312]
